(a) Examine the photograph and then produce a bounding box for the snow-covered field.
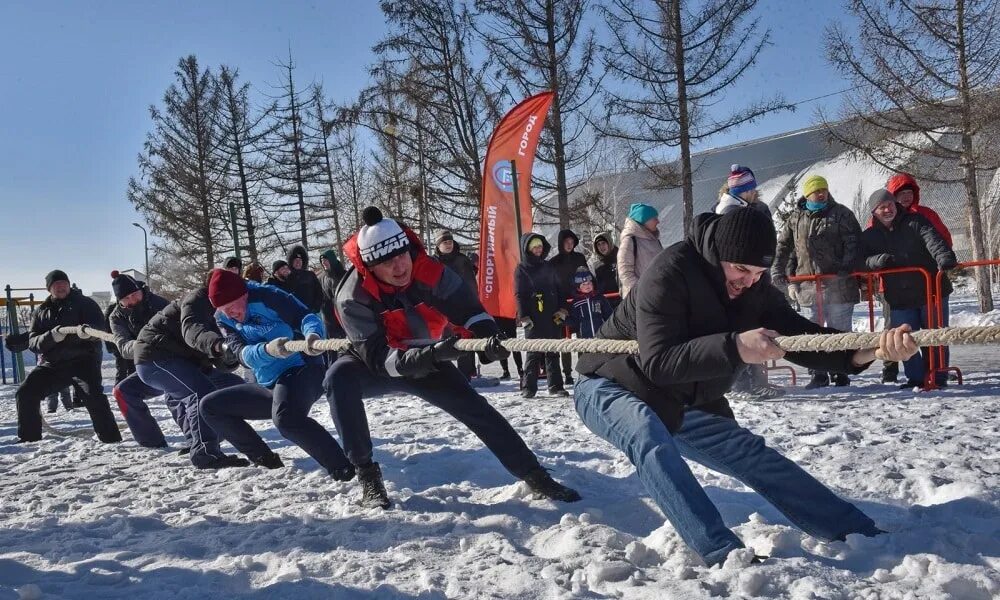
[2,310,999,598]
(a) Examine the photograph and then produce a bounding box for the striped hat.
[727,164,757,196]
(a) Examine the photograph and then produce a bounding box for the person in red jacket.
[871,173,954,383]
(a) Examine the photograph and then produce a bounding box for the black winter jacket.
[435,241,479,295]
[577,213,869,432]
[860,209,956,309]
[108,288,170,362]
[548,229,589,300]
[567,293,614,338]
[285,245,324,313]
[318,252,347,339]
[133,288,224,366]
[515,233,564,339]
[27,289,106,365]
[590,232,620,296]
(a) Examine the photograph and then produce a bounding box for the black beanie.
[224,257,242,270]
[111,270,142,301]
[45,270,69,290]
[272,260,288,273]
[713,208,777,268]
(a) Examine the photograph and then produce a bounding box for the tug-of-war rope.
[39,324,1000,438]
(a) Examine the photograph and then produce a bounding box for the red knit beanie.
[207,268,247,307]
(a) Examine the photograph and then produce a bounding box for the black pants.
[523,352,564,393]
[16,356,122,443]
[457,353,477,379]
[200,364,351,473]
[561,352,574,382]
[323,355,541,479]
[495,318,523,375]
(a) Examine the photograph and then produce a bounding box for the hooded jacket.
[434,239,479,294]
[336,226,498,379]
[133,288,225,366]
[577,213,868,432]
[27,288,106,365]
[875,173,954,248]
[514,233,563,339]
[618,218,664,298]
[108,286,170,362]
[217,282,325,387]
[773,196,862,305]
[590,232,620,296]
[860,208,956,308]
[284,245,324,313]
[318,249,347,339]
[714,192,773,217]
[548,229,589,300]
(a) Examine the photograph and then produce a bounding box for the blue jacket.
[216,282,325,387]
[566,293,613,339]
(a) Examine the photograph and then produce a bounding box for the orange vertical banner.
[478,91,554,318]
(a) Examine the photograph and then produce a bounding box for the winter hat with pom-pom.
[357,206,410,266]
[727,164,757,196]
[207,268,248,308]
[111,270,142,300]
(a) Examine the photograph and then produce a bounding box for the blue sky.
[0,0,851,296]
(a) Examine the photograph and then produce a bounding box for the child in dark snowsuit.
[566,268,613,339]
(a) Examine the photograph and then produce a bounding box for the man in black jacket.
[107,271,179,448]
[515,233,569,399]
[434,230,480,379]
[325,207,580,508]
[267,260,291,291]
[15,270,122,443]
[285,245,324,313]
[574,209,918,566]
[548,229,588,384]
[318,249,347,340]
[861,189,957,388]
[133,286,249,469]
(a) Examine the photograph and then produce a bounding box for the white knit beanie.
[357,206,411,266]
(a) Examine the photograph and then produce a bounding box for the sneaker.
[250,452,284,469]
[196,454,251,469]
[804,374,830,389]
[748,384,786,400]
[548,388,570,397]
[330,464,357,482]
[523,468,581,502]
[832,373,850,387]
[357,462,391,509]
[522,389,537,399]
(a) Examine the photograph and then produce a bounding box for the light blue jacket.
[216,282,325,387]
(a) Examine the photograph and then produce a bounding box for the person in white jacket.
[618,203,663,298]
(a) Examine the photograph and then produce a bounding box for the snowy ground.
[2,311,999,598]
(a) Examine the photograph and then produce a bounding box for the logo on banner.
[491,162,514,193]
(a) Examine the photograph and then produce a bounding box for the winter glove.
[303,332,325,356]
[868,254,894,270]
[553,309,569,326]
[479,334,510,363]
[218,343,241,371]
[76,325,92,340]
[395,345,438,378]
[50,327,67,343]
[264,337,295,359]
[519,316,534,330]
[431,335,464,363]
[771,274,789,288]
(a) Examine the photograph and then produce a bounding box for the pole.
[132,223,149,284]
[510,159,524,260]
[5,285,25,382]
[229,202,242,261]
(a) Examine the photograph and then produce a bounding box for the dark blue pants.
[889,299,950,384]
[200,364,351,473]
[323,355,541,479]
[135,359,243,467]
[113,371,216,448]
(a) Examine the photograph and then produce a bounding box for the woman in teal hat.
[618,203,663,297]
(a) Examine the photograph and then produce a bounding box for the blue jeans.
[807,302,854,332]
[201,364,351,473]
[889,299,949,384]
[135,359,244,467]
[573,375,878,565]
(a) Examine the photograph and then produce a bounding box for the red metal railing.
[931,259,1000,386]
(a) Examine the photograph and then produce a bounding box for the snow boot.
[523,468,581,502]
[330,464,357,482]
[522,389,536,399]
[804,373,830,389]
[197,454,251,469]
[548,388,570,398]
[500,370,512,380]
[881,361,899,383]
[250,451,284,469]
[357,462,391,509]
[832,373,850,387]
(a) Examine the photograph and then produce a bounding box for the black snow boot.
[804,373,830,389]
[250,452,284,469]
[881,361,899,383]
[523,468,581,502]
[197,454,251,469]
[330,464,357,482]
[831,373,850,387]
[357,462,391,509]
